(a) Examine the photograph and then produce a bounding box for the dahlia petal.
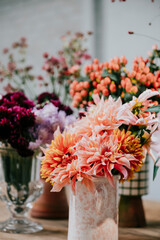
[138,89,159,102]
[51,182,64,192]
[114,164,128,179]
[83,178,95,193]
[71,175,77,194]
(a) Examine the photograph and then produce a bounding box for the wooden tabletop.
[0,200,160,240]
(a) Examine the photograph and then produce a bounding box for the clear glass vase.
[68,176,119,240]
[0,146,43,233]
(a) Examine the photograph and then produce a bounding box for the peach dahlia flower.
[75,129,143,186]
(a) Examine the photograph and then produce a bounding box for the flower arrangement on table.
[0,91,75,157]
[41,89,160,192]
[0,90,75,233]
[69,45,160,109]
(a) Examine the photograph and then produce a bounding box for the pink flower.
[8,62,16,72]
[3,48,9,54]
[75,130,143,186]
[3,83,14,93]
[121,89,159,126]
[43,52,49,58]
[127,89,159,109]
[68,65,80,74]
[50,160,94,193]
[37,75,44,81]
[82,53,91,60]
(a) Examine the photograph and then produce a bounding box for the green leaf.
[14,69,19,75]
[153,157,160,180]
[50,76,55,85]
[77,76,89,82]
[101,70,109,77]
[101,70,119,82]
[146,105,160,113]
[123,93,133,102]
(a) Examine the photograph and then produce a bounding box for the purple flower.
[51,100,73,115]
[9,135,34,157]
[0,91,35,157]
[16,108,35,128]
[0,106,12,118]
[0,118,13,140]
[50,100,61,107]
[58,110,75,131]
[0,91,75,157]
[29,139,42,150]
[9,135,28,149]
[29,102,75,150]
[61,105,73,115]
[0,98,15,108]
[37,91,73,115]
[37,92,59,104]
[0,92,35,109]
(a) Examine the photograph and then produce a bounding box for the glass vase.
[68,176,119,240]
[0,146,43,233]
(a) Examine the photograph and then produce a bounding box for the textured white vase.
[68,176,119,240]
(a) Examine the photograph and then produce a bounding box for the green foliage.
[146,105,160,113]
[101,70,120,83]
[153,157,160,180]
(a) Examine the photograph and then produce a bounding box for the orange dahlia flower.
[41,129,78,182]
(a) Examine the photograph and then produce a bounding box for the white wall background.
[99,0,160,65]
[0,0,94,75]
[0,0,160,201]
[96,0,160,201]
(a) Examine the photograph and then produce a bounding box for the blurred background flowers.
[0,0,160,201]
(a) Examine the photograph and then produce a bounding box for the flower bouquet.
[0,91,75,233]
[41,89,160,240]
[0,91,43,233]
[68,46,160,227]
[70,52,160,109]
[42,31,92,104]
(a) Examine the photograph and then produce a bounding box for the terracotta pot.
[119,196,146,228]
[30,180,68,219]
[119,155,149,227]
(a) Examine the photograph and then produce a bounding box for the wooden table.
[0,200,160,240]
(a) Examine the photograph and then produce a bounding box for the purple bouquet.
[0,91,75,157]
[29,92,75,150]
